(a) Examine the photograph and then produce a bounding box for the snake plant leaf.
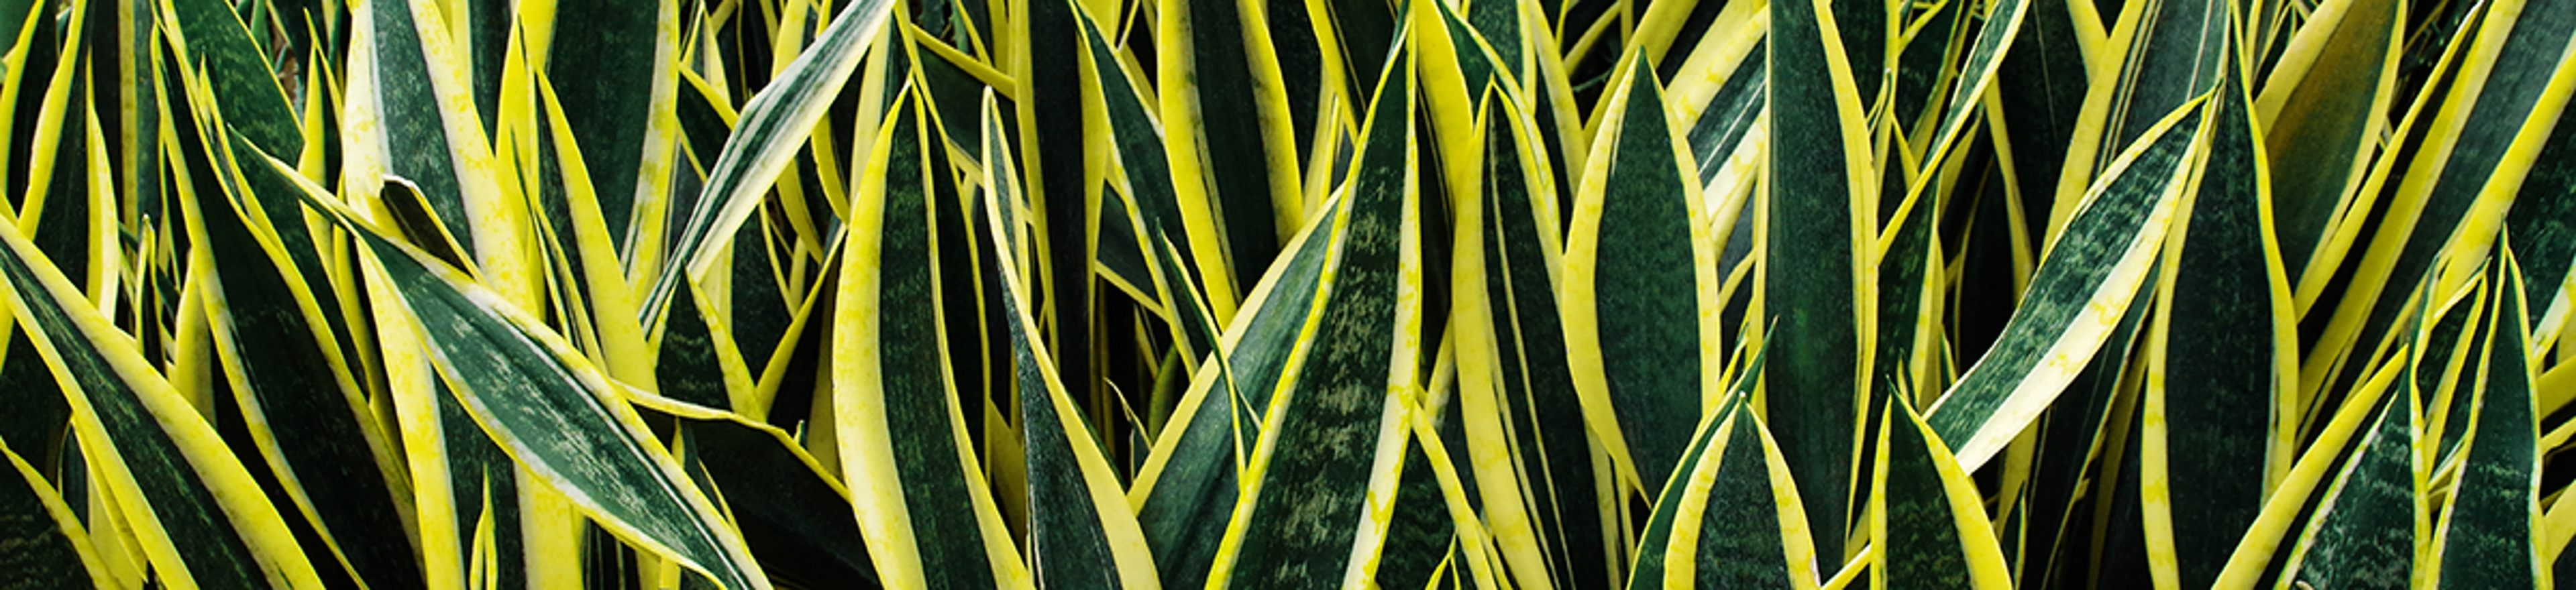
[0,0,79,461]
[527,71,663,384]
[2137,75,2293,588]
[0,182,327,589]
[2252,0,2403,277]
[1872,132,1941,412]
[1130,183,1340,589]
[1890,0,1965,141]
[980,148,1165,589]
[1764,0,1880,556]
[1676,32,1763,190]
[645,0,896,327]
[2216,348,2412,587]
[1625,339,1820,590]
[2430,257,2544,588]
[1452,91,1614,589]
[2080,0,2231,182]
[1562,59,1713,494]
[1989,0,2093,247]
[241,139,773,590]
[2241,281,2451,589]
[2499,66,2576,343]
[680,417,876,589]
[1017,0,1099,428]
[95,0,157,223]
[543,0,678,255]
[2010,268,2157,587]
[1900,0,2034,182]
[186,129,423,589]
[833,88,1026,589]
[0,440,114,587]
[355,243,526,590]
[1163,0,1297,291]
[1371,421,1486,590]
[1210,42,1421,587]
[902,74,1009,471]
[156,0,298,155]
[1077,6,1226,359]
[2272,280,2467,589]
[1926,97,2205,471]
[2302,0,2576,412]
[356,0,513,267]
[7,0,2567,584]
[368,221,767,590]
[616,391,880,589]
[2277,377,2422,589]
[1871,399,2015,590]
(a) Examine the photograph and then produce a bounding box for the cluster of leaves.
[0,0,2571,585]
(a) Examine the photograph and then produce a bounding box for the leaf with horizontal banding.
[1129,178,1341,589]
[1872,400,2014,590]
[1209,41,1420,587]
[1766,0,1880,557]
[1562,58,1713,495]
[2215,344,2412,586]
[372,231,763,589]
[2137,74,2292,589]
[157,0,298,155]
[2276,367,2422,589]
[1925,97,2205,471]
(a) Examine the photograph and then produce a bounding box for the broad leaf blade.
[1764,0,1879,555]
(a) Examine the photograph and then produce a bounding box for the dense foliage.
[0,0,2569,587]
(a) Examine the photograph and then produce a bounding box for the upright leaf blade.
[1562,60,1712,493]
[2137,75,2291,588]
[2432,257,2544,588]
[1764,0,1878,555]
[1870,400,2014,590]
[832,90,1026,589]
[1211,44,1421,588]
